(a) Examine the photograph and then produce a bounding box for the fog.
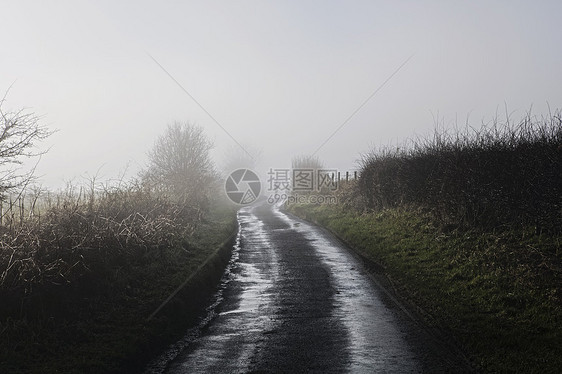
[1,0,561,188]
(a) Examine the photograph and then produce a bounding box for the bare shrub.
[358,111,562,231]
[0,181,198,298]
[0,92,52,196]
[143,122,217,212]
[220,143,261,177]
[291,154,324,170]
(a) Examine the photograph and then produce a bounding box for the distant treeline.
[356,111,562,232]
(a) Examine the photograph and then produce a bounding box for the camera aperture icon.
[225,169,261,205]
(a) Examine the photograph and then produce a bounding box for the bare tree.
[220,143,262,177]
[0,92,52,197]
[291,154,324,170]
[143,122,217,209]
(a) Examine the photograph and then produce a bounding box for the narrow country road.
[145,202,472,373]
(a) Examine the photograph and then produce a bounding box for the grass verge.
[288,203,561,373]
[0,201,238,374]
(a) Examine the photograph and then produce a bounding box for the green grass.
[289,203,562,373]
[0,201,238,374]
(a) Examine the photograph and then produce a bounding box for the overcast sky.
[1,0,561,188]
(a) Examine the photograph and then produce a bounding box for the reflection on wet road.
[146,203,470,373]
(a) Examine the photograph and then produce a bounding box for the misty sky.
[2,0,561,188]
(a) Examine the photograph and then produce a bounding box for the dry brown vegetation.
[0,118,232,372]
[0,182,201,299]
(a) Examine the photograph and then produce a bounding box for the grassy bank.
[0,198,237,373]
[288,203,561,373]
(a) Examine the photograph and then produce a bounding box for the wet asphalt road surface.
[146,203,472,373]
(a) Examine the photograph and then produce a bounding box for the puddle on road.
[144,207,280,374]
